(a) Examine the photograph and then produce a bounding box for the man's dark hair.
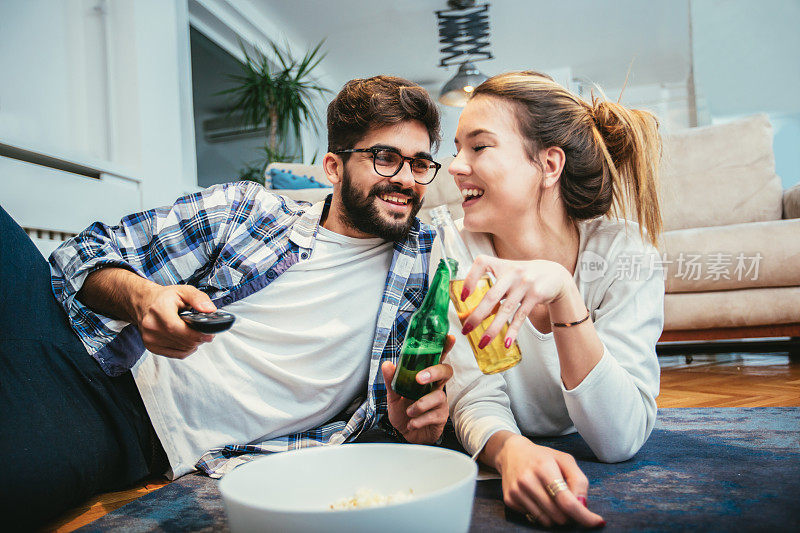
[327,75,441,154]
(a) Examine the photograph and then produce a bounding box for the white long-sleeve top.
[441,217,663,463]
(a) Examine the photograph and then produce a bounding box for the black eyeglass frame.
[334,147,442,185]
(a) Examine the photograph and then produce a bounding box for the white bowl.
[219,443,478,533]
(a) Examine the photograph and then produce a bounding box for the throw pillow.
[268,168,331,189]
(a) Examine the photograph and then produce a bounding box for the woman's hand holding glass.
[458,255,573,345]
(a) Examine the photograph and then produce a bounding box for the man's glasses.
[335,147,441,185]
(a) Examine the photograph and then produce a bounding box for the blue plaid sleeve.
[49,181,275,362]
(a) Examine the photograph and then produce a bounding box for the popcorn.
[329,488,415,510]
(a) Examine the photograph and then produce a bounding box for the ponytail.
[590,99,663,246]
[472,72,663,247]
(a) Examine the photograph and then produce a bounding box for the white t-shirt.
[443,217,664,463]
[133,226,393,478]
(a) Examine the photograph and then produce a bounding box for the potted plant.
[220,39,329,185]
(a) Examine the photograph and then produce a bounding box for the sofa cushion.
[417,155,464,223]
[659,114,783,231]
[664,286,800,330]
[268,168,331,189]
[661,218,800,293]
[265,163,332,188]
[421,174,462,224]
[270,189,330,204]
[784,184,800,219]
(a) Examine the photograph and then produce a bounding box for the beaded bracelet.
[552,307,591,328]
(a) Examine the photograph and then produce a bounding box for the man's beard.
[339,168,423,241]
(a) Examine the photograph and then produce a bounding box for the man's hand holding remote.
[78,267,217,359]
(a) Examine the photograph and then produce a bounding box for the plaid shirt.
[49,181,434,477]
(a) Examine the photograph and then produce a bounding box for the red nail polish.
[460,287,470,301]
[461,323,474,335]
[599,520,606,528]
[577,496,587,507]
[478,335,490,349]
[504,337,513,349]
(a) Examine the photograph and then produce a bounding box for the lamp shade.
[439,61,488,107]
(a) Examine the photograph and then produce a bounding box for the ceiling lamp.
[436,0,493,107]
[438,61,487,106]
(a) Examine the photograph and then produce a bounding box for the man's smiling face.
[328,120,433,241]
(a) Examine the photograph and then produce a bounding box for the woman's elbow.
[594,444,640,464]
[592,388,658,463]
[590,425,651,463]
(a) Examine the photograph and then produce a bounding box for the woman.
[443,71,664,529]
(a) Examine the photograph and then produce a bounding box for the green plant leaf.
[218,37,329,177]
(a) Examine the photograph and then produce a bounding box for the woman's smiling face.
[449,95,543,234]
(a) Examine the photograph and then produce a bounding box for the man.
[0,76,453,527]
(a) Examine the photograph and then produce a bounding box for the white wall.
[772,113,800,190]
[1,0,199,239]
[2,0,343,246]
[692,0,800,187]
[0,0,111,162]
[126,0,198,209]
[692,0,800,117]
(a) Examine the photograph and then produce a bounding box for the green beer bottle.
[391,258,454,401]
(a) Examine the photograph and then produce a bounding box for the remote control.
[179,310,236,334]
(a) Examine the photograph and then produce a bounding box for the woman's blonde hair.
[472,71,662,246]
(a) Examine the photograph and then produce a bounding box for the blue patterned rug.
[79,408,800,532]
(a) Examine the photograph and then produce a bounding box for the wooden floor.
[43,350,800,532]
[46,480,170,533]
[658,352,800,407]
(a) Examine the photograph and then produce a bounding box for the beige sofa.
[656,115,800,341]
[268,114,800,342]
